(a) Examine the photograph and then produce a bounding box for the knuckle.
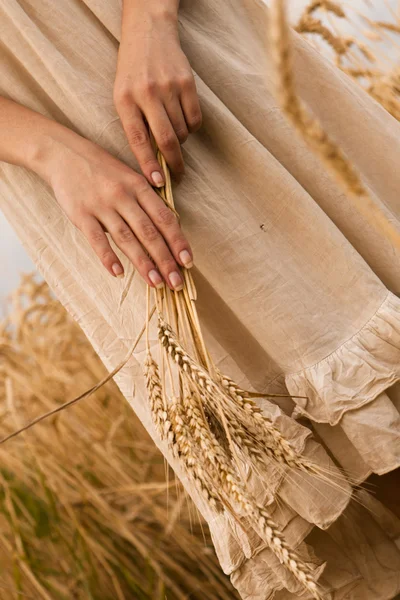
[159,78,174,93]
[104,180,126,198]
[126,172,145,188]
[139,78,157,96]
[114,87,132,108]
[157,206,177,227]
[175,127,188,143]
[178,73,193,88]
[139,221,160,243]
[136,254,153,270]
[100,248,116,264]
[158,257,177,272]
[127,171,147,188]
[170,233,186,248]
[140,156,161,170]
[133,178,152,196]
[188,112,202,130]
[125,124,149,148]
[158,130,177,150]
[131,172,147,187]
[115,225,135,243]
[88,228,106,244]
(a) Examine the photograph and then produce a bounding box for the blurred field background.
[1,0,400,598]
[0,274,239,599]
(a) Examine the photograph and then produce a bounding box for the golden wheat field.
[0,274,239,600]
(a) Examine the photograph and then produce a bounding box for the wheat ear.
[167,395,323,599]
[305,0,345,17]
[159,318,330,480]
[144,353,221,510]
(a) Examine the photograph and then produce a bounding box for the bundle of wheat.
[0,274,238,600]
[140,144,351,599]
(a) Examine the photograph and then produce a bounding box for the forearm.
[0,96,86,184]
[121,0,180,33]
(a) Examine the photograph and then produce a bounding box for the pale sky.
[0,0,397,314]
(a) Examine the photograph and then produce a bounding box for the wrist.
[27,121,86,185]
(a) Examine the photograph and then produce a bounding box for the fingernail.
[148,269,164,289]
[179,249,193,268]
[151,171,164,188]
[112,263,124,278]
[169,271,184,291]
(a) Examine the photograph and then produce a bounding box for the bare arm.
[0,96,193,289]
[0,96,66,177]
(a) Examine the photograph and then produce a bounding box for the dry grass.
[0,274,238,600]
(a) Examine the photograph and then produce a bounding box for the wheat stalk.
[297,2,400,123]
[296,15,351,54]
[136,138,330,595]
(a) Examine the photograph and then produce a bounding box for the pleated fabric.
[0,0,400,597]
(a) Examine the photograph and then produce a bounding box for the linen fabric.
[0,0,400,597]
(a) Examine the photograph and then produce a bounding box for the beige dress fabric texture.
[1,0,400,597]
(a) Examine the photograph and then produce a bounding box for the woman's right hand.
[38,130,193,290]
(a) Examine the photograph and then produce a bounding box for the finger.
[79,215,125,278]
[164,96,189,145]
[115,196,185,291]
[135,183,193,269]
[145,102,185,181]
[180,75,203,133]
[118,102,165,189]
[101,210,165,289]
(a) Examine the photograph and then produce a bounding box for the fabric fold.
[285,291,400,424]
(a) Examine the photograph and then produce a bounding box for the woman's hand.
[39,130,193,290]
[114,3,202,188]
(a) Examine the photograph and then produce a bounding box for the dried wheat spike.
[167,398,222,510]
[143,353,167,437]
[271,0,367,196]
[159,316,304,473]
[354,41,375,63]
[177,396,322,599]
[249,502,322,598]
[143,354,220,509]
[375,21,400,34]
[342,68,376,79]
[215,369,320,473]
[305,0,345,17]
[296,15,350,55]
[158,317,218,393]
[368,80,400,121]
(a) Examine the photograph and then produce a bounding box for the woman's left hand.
[114,4,202,188]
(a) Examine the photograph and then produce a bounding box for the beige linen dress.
[1,0,400,598]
